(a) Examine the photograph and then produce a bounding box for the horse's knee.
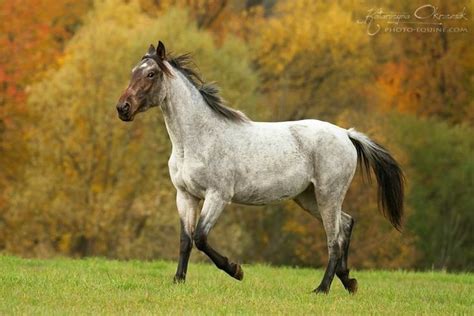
[180,233,193,253]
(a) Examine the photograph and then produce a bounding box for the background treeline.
[0,0,472,271]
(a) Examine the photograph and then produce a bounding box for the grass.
[0,255,472,315]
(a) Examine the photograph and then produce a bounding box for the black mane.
[144,53,249,123]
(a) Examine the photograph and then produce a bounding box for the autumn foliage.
[0,0,472,271]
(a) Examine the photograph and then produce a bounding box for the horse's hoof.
[346,278,358,294]
[313,286,329,294]
[173,275,186,284]
[233,264,244,281]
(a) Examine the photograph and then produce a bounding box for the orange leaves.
[0,67,10,83]
[2,2,87,80]
[372,62,414,113]
[0,0,90,251]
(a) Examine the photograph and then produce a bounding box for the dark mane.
[165,54,250,123]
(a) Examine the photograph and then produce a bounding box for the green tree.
[392,115,474,270]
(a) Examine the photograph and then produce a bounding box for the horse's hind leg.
[336,212,358,294]
[294,188,357,294]
[312,197,344,294]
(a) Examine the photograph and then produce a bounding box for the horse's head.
[116,41,171,121]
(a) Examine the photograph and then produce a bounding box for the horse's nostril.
[117,102,131,115]
[123,102,131,113]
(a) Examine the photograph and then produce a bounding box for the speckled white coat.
[157,65,358,245]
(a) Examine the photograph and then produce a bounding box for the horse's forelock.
[141,54,172,76]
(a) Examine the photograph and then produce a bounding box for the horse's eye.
[147,72,155,78]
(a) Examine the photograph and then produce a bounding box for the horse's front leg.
[193,191,243,280]
[173,189,199,283]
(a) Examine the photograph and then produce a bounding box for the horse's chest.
[169,159,209,198]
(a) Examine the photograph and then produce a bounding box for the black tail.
[348,128,405,231]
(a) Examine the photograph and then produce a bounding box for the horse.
[116,41,404,294]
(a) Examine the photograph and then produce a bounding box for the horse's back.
[251,119,355,161]
[228,119,356,205]
[254,119,358,186]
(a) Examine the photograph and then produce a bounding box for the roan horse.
[116,41,404,294]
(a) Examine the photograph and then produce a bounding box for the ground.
[0,255,472,314]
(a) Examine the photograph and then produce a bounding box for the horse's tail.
[347,128,405,231]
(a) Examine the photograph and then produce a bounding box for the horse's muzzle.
[117,102,133,121]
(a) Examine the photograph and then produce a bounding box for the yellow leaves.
[58,233,72,254]
[256,1,368,75]
[253,0,373,120]
[1,1,262,259]
[91,183,103,194]
[283,218,306,235]
[56,53,69,67]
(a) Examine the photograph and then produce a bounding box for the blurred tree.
[3,1,260,259]
[138,0,266,41]
[253,0,374,121]
[0,0,90,248]
[140,0,229,28]
[367,1,474,124]
[0,0,89,105]
[392,115,474,270]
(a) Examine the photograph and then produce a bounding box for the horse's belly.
[231,164,311,205]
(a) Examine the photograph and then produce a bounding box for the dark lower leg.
[336,216,357,293]
[314,243,341,294]
[194,231,243,280]
[174,222,193,283]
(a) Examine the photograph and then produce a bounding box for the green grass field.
[0,255,472,314]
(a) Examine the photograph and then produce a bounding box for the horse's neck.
[160,73,223,155]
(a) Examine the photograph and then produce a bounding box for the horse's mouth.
[118,113,134,122]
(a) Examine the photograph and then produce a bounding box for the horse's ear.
[157,41,166,60]
[147,44,156,55]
